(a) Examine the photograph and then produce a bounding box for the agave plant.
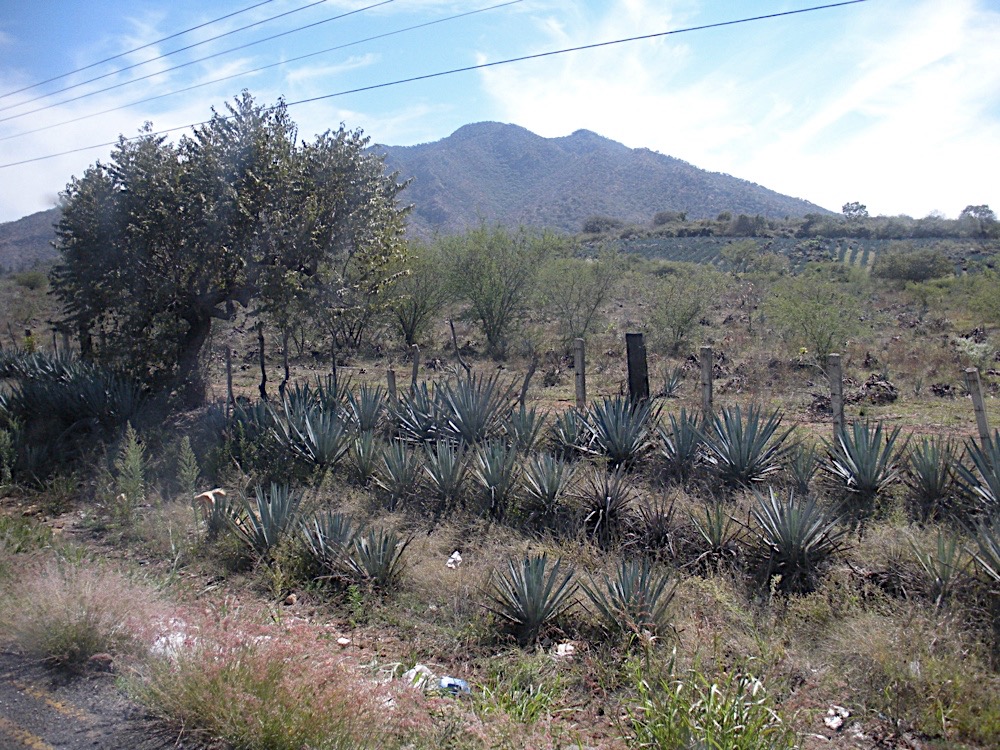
[345,527,412,590]
[658,366,684,399]
[273,402,351,470]
[350,430,381,485]
[752,488,846,592]
[522,452,576,526]
[970,518,1000,585]
[787,441,819,496]
[440,372,516,445]
[905,437,956,522]
[473,440,521,521]
[549,407,591,460]
[375,440,420,511]
[689,501,740,565]
[955,431,1000,514]
[701,405,793,488]
[393,382,441,444]
[910,530,966,608]
[636,494,678,560]
[585,395,660,469]
[580,467,637,548]
[582,558,676,636]
[423,440,468,513]
[301,510,358,573]
[346,384,386,433]
[657,409,703,483]
[502,403,547,453]
[228,483,302,559]
[487,553,578,645]
[821,421,905,521]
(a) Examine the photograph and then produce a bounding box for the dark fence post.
[626,333,649,404]
[965,367,992,444]
[700,345,714,416]
[574,337,587,410]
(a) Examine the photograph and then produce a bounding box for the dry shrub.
[671,574,757,666]
[136,614,444,750]
[0,558,164,668]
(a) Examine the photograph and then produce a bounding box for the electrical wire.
[0,1,523,144]
[0,0,341,114]
[0,0,870,170]
[0,0,281,102]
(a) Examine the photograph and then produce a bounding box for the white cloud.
[479,0,1000,217]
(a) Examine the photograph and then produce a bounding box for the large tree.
[51,93,407,404]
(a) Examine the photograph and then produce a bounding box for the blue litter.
[439,676,470,694]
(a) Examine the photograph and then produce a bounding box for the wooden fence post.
[829,353,844,439]
[574,338,587,410]
[225,346,234,420]
[700,346,714,416]
[410,344,420,393]
[965,367,992,444]
[626,333,650,404]
[387,368,397,402]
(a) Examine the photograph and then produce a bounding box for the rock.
[283,593,297,606]
[87,653,114,672]
[336,637,351,647]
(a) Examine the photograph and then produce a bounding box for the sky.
[0,0,998,224]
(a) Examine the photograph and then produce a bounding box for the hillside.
[0,208,59,272]
[0,123,835,267]
[381,122,832,236]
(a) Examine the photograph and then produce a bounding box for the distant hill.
[380,122,833,236]
[0,208,59,272]
[0,122,835,268]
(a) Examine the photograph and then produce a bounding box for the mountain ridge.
[0,122,833,269]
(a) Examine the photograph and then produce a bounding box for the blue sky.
[0,0,998,224]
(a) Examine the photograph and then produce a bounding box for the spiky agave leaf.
[581,558,676,636]
[788,441,819,496]
[392,382,442,444]
[657,408,703,482]
[549,407,591,460]
[350,430,381,485]
[970,517,1000,585]
[473,439,521,521]
[752,487,846,592]
[909,530,966,608]
[374,440,420,511]
[423,440,467,512]
[301,510,358,572]
[273,401,351,470]
[345,527,412,590]
[821,420,905,520]
[502,403,547,453]
[580,467,637,548]
[522,452,576,524]
[346,383,386,433]
[904,437,956,522]
[955,431,1000,513]
[701,405,793,487]
[585,395,660,469]
[487,553,577,645]
[440,372,516,445]
[228,483,302,559]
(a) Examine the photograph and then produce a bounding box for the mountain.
[380,122,832,236]
[0,122,834,269]
[0,208,59,272]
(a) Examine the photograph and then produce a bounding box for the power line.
[0,0,870,170]
[0,0,339,115]
[0,1,523,144]
[0,0,281,102]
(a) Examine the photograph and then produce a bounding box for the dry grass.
[0,556,165,668]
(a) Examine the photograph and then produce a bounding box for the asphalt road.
[0,651,199,750]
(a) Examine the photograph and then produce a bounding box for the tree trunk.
[279,328,290,398]
[257,322,268,401]
[176,313,212,407]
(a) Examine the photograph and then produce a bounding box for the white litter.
[446,551,462,569]
[403,664,436,689]
[554,642,576,659]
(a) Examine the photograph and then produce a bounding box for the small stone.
[336,637,351,647]
[283,593,297,606]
